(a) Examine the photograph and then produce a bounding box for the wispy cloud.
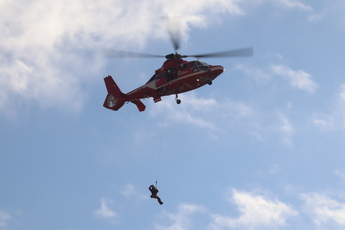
[313,83,345,131]
[149,93,253,132]
[209,189,298,230]
[335,170,345,180]
[155,203,205,230]
[275,0,313,11]
[273,110,294,145]
[308,10,328,22]
[312,113,336,131]
[307,1,345,23]
[150,91,299,145]
[94,198,118,225]
[269,164,279,174]
[240,0,313,14]
[120,183,148,201]
[270,64,318,93]
[120,183,138,198]
[0,210,11,227]
[235,64,271,85]
[302,193,345,226]
[235,62,318,94]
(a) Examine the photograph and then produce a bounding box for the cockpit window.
[180,63,187,70]
[190,61,198,72]
[196,61,209,70]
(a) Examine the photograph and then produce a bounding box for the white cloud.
[308,10,328,22]
[339,84,345,102]
[270,110,294,145]
[313,83,345,131]
[0,0,321,118]
[120,183,148,201]
[275,0,312,11]
[235,64,271,85]
[94,198,118,225]
[0,0,245,117]
[166,96,217,129]
[271,65,317,93]
[302,193,345,226]
[0,210,11,227]
[209,189,298,230]
[155,203,205,230]
[241,0,313,13]
[312,113,336,131]
[149,95,215,129]
[149,92,253,131]
[235,62,318,94]
[277,111,293,134]
[120,183,137,198]
[269,164,279,174]
[307,1,345,23]
[335,170,345,180]
[256,164,280,176]
[244,109,295,145]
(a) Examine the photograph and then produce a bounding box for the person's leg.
[157,196,163,205]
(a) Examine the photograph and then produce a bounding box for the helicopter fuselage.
[103,57,224,112]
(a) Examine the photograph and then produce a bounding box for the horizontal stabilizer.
[130,99,146,112]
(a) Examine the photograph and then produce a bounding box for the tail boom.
[103,75,146,112]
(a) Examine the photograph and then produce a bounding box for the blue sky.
[1,0,345,229]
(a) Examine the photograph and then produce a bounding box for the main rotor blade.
[103,49,165,58]
[168,30,181,52]
[163,16,182,52]
[185,47,253,58]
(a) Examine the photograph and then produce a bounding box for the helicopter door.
[167,67,177,82]
[156,72,167,88]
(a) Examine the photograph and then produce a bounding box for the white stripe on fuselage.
[127,66,223,95]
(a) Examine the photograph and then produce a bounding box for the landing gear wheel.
[207,80,213,85]
[175,94,181,104]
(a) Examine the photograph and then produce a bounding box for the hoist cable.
[155,103,166,185]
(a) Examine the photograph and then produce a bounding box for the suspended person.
[148,184,163,205]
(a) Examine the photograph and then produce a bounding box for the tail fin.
[103,76,126,111]
[103,75,146,112]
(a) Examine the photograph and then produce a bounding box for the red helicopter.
[103,30,253,112]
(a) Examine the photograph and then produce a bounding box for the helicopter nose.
[212,65,225,76]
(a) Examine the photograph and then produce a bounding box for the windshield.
[196,61,209,70]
